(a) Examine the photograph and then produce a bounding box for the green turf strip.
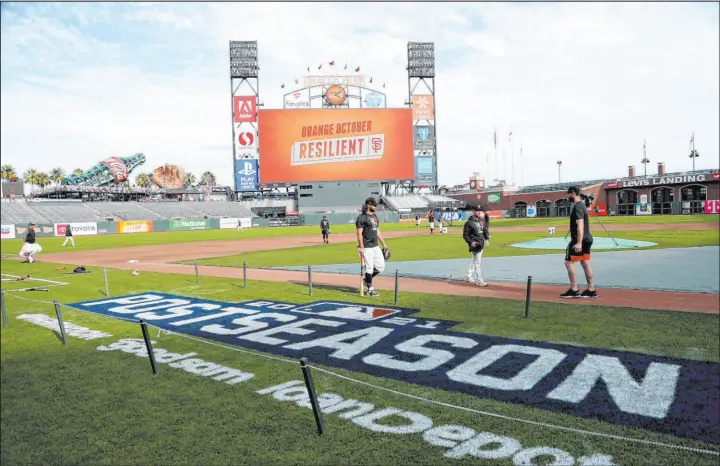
[1,214,715,256]
[1,260,718,465]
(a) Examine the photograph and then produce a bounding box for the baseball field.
[1,214,718,465]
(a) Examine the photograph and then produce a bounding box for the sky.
[1,1,718,188]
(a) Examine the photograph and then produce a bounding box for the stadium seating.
[91,202,166,221]
[381,195,431,210]
[1,202,51,224]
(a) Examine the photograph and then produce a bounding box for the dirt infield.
[34,225,719,314]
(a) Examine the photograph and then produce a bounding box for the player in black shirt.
[562,186,597,298]
[19,223,42,263]
[356,197,388,297]
[320,216,330,244]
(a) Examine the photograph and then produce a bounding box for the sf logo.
[371,138,383,152]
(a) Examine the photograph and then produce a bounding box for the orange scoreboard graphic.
[258,108,414,184]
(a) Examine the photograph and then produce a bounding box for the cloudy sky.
[1,2,718,188]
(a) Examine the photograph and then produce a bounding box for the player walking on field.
[428,212,436,234]
[236,219,244,232]
[18,223,42,263]
[320,216,331,244]
[463,205,490,286]
[356,197,389,297]
[562,186,597,298]
[62,225,75,247]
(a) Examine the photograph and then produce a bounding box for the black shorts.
[565,239,593,262]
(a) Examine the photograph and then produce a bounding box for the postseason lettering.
[70,293,720,445]
[301,120,373,138]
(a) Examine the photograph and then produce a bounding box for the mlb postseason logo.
[70,293,720,444]
[235,159,258,192]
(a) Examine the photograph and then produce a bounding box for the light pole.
[557,160,562,183]
[641,139,649,176]
[689,150,699,173]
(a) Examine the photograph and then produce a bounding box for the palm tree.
[23,168,38,192]
[200,171,217,186]
[1,164,17,182]
[135,172,150,187]
[50,167,66,185]
[183,172,197,188]
[72,168,84,175]
[35,172,51,189]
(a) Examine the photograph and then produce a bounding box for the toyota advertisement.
[54,222,98,237]
[258,108,414,184]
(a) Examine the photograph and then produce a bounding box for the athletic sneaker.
[28,256,35,264]
[581,289,598,298]
[476,281,489,287]
[560,288,580,299]
[367,289,379,297]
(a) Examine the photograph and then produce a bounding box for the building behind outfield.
[447,163,719,217]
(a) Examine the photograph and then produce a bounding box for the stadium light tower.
[407,42,437,194]
[689,150,699,173]
[641,139,650,177]
[557,160,562,183]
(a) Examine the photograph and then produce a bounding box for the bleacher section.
[381,195,430,211]
[0,201,276,225]
[1,202,50,224]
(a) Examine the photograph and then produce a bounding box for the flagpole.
[510,128,514,186]
[493,129,498,183]
[503,149,506,183]
[520,145,524,187]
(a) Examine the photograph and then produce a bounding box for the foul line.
[1,274,68,286]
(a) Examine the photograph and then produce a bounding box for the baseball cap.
[28,222,35,226]
[365,197,377,206]
[472,205,483,212]
[567,186,580,195]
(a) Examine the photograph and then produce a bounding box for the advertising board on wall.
[704,200,720,214]
[235,131,257,160]
[413,126,435,151]
[361,89,385,109]
[621,173,711,188]
[414,157,436,184]
[219,218,253,229]
[15,224,55,237]
[258,108,414,184]
[411,95,434,121]
[116,221,153,234]
[170,219,211,231]
[235,159,259,192]
[1,224,16,239]
[55,222,98,237]
[487,193,502,204]
[636,194,652,215]
[526,204,537,218]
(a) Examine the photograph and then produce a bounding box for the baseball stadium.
[1,40,719,466]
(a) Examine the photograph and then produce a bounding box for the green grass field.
[1,214,715,256]
[2,215,719,465]
[1,260,718,465]
[193,229,719,268]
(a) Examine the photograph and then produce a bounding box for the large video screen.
[258,108,414,184]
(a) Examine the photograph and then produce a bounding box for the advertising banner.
[258,108,414,184]
[116,220,153,234]
[55,222,98,237]
[1,224,16,239]
[235,130,257,160]
[96,222,115,235]
[526,204,537,218]
[487,193,502,204]
[704,200,720,214]
[636,194,652,215]
[283,89,311,109]
[235,159,259,192]
[411,95,434,121]
[361,89,385,109]
[233,96,256,123]
[219,218,253,229]
[487,210,503,219]
[590,204,608,216]
[15,224,55,237]
[414,157,435,184]
[169,219,211,231]
[413,126,435,151]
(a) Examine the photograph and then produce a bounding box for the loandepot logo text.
[69,293,720,444]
